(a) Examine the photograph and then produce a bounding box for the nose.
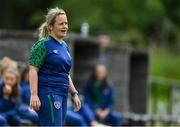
[63,23,68,29]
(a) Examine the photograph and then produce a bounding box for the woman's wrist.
[31,91,38,96]
[71,90,78,97]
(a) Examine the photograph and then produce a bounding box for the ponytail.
[38,22,49,39]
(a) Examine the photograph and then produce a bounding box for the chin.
[59,34,67,38]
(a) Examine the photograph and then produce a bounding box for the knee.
[21,111,39,124]
[110,112,121,126]
[74,116,87,126]
[66,111,87,126]
[10,115,21,126]
[0,115,7,126]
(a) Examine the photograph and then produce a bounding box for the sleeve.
[62,41,70,53]
[106,84,115,110]
[83,80,95,110]
[0,82,3,98]
[29,40,47,68]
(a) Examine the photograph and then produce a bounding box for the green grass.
[151,47,180,80]
[149,46,179,114]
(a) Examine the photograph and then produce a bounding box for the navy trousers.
[0,115,7,126]
[17,104,39,125]
[37,94,67,126]
[1,110,21,126]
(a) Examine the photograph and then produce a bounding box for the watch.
[71,90,78,97]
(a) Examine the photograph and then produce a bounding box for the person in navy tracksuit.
[29,7,81,126]
[84,64,121,126]
[0,67,21,126]
[18,66,39,125]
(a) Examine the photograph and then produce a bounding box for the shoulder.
[30,36,51,55]
[0,81,4,94]
[85,79,93,87]
[61,40,67,45]
[61,40,69,48]
[31,36,51,50]
[107,82,114,91]
[0,81,4,89]
[29,36,50,68]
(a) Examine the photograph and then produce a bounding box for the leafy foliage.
[0,0,179,47]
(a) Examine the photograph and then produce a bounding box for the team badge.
[54,101,61,109]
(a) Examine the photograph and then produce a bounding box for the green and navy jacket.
[29,35,72,97]
[83,79,115,111]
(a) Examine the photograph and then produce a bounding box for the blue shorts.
[37,94,67,126]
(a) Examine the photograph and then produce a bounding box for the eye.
[57,23,62,26]
[62,22,68,25]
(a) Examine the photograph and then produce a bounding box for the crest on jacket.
[54,101,61,109]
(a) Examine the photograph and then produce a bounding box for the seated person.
[18,66,39,125]
[0,67,39,126]
[83,63,121,126]
[0,56,18,81]
[0,67,21,126]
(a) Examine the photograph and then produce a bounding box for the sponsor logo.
[53,50,58,54]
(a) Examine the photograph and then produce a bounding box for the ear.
[48,24,53,31]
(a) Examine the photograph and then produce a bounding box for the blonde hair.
[39,7,66,39]
[2,67,20,84]
[0,57,18,76]
[2,67,20,103]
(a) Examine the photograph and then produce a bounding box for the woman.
[84,64,121,126]
[29,7,81,126]
[18,65,39,125]
[0,57,18,80]
[0,67,21,126]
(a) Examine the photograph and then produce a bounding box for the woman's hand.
[96,108,102,117]
[3,84,12,99]
[30,95,41,111]
[68,75,81,112]
[96,108,110,120]
[72,95,81,112]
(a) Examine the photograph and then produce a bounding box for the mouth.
[60,29,67,33]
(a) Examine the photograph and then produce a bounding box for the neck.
[50,33,62,42]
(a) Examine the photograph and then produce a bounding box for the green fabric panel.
[29,36,49,68]
[92,83,101,105]
[48,94,55,123]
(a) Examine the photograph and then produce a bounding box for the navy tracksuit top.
[29,35,72,97]
[0,82,17,112]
